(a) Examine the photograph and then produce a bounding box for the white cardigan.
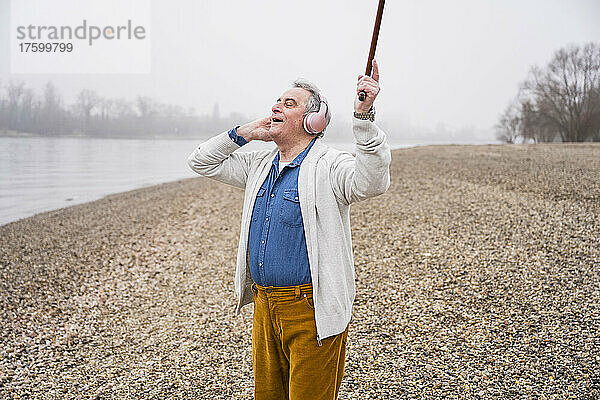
[187,117,391,341]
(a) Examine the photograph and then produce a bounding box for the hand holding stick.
[355,59,380,113]
[358,0,385,102]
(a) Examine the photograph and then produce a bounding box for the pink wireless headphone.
[303,95,328,134]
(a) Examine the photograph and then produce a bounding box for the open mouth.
[271,116,284,123]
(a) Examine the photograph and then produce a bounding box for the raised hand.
[237,117,273,142]
[354,59,380,113]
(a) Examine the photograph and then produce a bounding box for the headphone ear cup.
[303,99,328,134]
[303,112,313,134]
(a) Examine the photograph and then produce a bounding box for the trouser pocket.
[302,294,314,310]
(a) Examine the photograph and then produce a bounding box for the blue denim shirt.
[228,127,316,286]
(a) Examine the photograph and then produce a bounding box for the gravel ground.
[1,143,599,399]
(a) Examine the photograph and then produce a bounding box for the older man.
[187,60,390,399]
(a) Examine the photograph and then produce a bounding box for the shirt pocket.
[280,189,303,227]
[252,187,266,222]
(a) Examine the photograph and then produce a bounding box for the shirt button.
[259,262,262,266]
[295,197,298,200]
[266,217,269,221]
[261,240,265,244]
[271,194,275,197]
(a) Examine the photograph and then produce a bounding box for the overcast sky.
[1,0,599,142]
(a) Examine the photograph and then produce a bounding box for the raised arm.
[330,59,392,204]
[186,117,272,189]
[330,119,391,205]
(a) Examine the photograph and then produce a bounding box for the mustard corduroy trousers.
[251,281,349,400]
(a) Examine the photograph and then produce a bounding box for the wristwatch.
[354,107,375,122]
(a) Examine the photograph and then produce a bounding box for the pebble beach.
[1,143,599,399]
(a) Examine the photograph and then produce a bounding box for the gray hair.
[292,79,332,138]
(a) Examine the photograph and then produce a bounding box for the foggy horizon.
[1,0,599,143]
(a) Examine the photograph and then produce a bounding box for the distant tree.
[135,96,156,136]
[520,42,600,142]
[19,88,38,133]
[112,98,135,119]
[41,82,63,135]
[136,96,154,119]
[75,89,100,132]
[98,98,113,121]
[43,82,61,112]
[6,80,25,130]
[592,87,600,141]
[518,99,557,143]
[495,100,521,143]
[0,80,5,129]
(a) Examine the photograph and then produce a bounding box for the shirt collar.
[273,137,317,167]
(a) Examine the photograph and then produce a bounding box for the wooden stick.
[359,0,385,102]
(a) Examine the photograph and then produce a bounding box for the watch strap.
[353,110,375,122]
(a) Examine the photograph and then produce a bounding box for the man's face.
[269,87,311,139]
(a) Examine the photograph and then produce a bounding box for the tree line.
[496,42,600,143]
[0,81,247,139]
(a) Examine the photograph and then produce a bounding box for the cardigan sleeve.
[329,117,392,205]
[187,130,257,189]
